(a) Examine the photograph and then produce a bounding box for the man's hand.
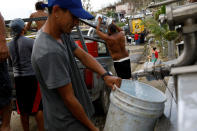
[98,17,102,24]
[90,127,99,131]
[104,76,122,90]
[0,44,9,62]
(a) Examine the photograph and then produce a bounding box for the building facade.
[116,3,133,14]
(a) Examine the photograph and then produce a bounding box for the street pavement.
[10,111,37,131]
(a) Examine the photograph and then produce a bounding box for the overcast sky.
[0,0,120,20]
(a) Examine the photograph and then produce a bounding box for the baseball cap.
[9,18,25,36]
[42,0,94,20]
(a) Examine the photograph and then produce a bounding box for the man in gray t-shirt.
[31,0,121,131]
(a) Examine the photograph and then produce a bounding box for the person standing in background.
[148,47,158,64]
[0,12,12,131]
[25,1,48,32]
[7,18,44,131]
[96,18,132,79]
[134,33,139,45]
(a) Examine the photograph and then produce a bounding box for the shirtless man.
[0,12,12,131]
[96,17,131,79]
[25,1,48,31]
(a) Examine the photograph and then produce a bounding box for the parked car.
[74,28,115,114]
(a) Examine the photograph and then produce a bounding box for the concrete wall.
[116,3,133,14]
[115,0,153,15]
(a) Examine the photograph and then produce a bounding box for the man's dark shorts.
[0,61,12,109]
[15,76,42,114]
[114,59,131,79]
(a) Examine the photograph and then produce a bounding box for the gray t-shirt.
[31,31,94,131]
[7,36,35,77]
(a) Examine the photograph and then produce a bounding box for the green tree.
[142,17,178,58]
[142,5,178,42]
[154,5,166,20]
[106,11,115,18]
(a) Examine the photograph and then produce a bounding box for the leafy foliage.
[154,5,166,20]
[164,31,178,41]
[116,22,126,27]
[142,17,178,41]
[106,11,116,18]
[142,18,164,41]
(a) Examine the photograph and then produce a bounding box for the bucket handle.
[113,84,119,91]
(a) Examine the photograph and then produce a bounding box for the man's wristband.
[101,71,113,80]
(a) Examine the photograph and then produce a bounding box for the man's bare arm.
[58,83,99,131]
[25,14,33,31]
[96,17,110,41]
[96,30,110,41]
[0,13,6,45]
[0,12,9,61]
[74,47,121,89]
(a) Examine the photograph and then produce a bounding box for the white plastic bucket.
[104,79,166,131]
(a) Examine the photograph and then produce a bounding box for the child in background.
[148,47,158,64]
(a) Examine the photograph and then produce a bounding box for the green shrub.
[164,31,178,41]
[116,22,126,27]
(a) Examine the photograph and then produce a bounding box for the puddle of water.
[120,79,166,103]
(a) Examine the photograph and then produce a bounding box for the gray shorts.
[0,62,12,109]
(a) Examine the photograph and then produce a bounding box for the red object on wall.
[75,40,98,57]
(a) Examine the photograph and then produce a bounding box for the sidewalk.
[10,111,38,131]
